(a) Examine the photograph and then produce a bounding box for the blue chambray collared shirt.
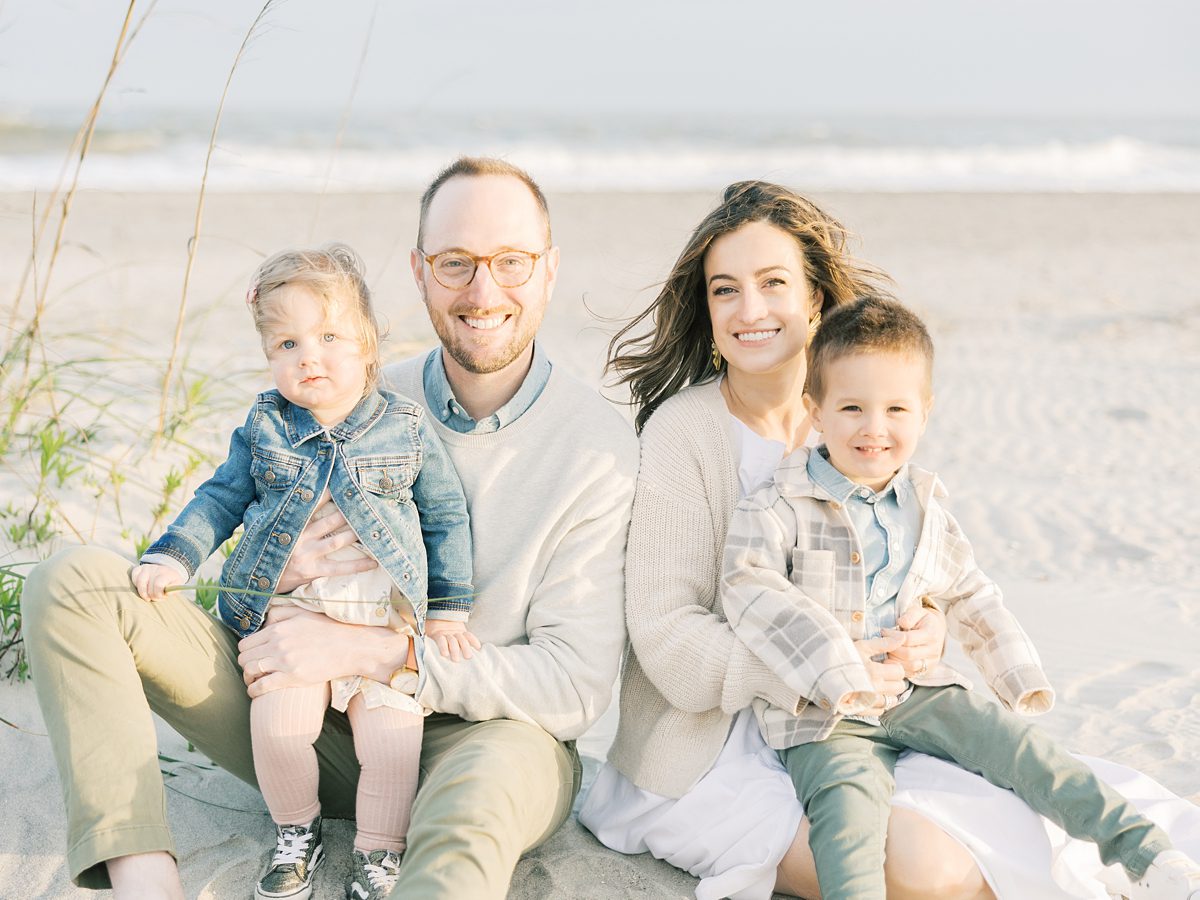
[806,446,921,639]
[423,342,552,434]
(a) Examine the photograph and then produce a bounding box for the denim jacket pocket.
[789,548,836,610]
[250,449,303,491]
[347,453,419,501]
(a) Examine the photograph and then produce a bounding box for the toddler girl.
[132,244,475,900]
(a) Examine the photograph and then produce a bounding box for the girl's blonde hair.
[247,243,382,391]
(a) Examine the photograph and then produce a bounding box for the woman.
[580,181,1199,899]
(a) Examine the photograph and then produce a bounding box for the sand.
[1,189,1198,897]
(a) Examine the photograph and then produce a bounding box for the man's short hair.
[805,296,934,401]
[416,157,552,249]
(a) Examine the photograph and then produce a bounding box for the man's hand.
[276,498,378,594]
[237,604,406,698]
[883,604,947,680]
[130,563,184,601]
[853,631,906,716]
[425,619,482,662]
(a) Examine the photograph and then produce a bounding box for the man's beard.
[424,281,546,375]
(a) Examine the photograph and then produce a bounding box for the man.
[23,157,638,898]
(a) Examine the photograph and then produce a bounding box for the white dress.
[579,419,1200,899]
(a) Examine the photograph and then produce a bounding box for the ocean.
[4,110,1200,193]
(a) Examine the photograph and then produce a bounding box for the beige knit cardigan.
[607,379,805,798]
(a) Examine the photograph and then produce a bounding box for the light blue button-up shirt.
[422,342,552,434]
[807,447,921,638]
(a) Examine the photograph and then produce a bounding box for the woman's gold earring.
[711,339,723,370]
[807,311,822,345]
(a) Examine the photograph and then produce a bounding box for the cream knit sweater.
[607,379,805,798]
[385,356,639,741]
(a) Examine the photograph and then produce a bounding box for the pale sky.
[1,0,1198,123]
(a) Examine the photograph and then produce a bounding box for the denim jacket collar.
[280,390,388,447]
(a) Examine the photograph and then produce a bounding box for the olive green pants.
[779,685,1171,900]
[22,545,580,897]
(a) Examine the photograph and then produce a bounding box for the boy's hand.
[424,619,482,662]
[130,563,185,601]
[883,604,947,680]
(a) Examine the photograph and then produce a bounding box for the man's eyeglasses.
[418,248,549,290]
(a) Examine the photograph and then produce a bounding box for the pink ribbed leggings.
[251,683,423,853]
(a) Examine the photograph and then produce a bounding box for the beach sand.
[1,189,1198,897]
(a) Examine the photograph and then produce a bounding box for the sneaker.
[344,848,403,900]
[1130,850,1200,899]
[255,816,325,900]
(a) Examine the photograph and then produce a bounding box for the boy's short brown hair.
[805,296,934,402]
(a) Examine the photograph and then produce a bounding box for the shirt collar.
[422,341,552,434]
[806,445,911,505]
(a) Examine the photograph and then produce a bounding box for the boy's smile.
[805,351,932,492]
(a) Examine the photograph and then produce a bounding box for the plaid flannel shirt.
[721,447,1055,751]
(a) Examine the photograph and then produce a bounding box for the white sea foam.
[4,115,1200,192]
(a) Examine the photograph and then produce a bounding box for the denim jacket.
[144,388,473,639]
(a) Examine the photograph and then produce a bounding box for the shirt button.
[375,607,388,618]
[277,533,291,546]
[238,615,251,630]
[300,489,314,502]
[402,573,411,581]
[852,611,864,622]
[829,501,842,511]
[256,576,270,590]
[850,551,862,564]
[371,531,381,539]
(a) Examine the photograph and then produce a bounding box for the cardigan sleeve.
[623,403,806,717]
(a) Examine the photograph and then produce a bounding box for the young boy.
[720,297,1200,900]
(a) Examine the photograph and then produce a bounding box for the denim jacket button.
[379,476,393,491]
[300,489,314,502]
[238,615,251,630]
[277,533,291,546]
[345,489,354,499]
[263,469,275,483]
[256,576,270,590]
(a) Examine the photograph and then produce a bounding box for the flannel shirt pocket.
[789,548,836,610]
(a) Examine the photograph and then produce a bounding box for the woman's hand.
[275,499,378,594]
[853,631,907,716]
[883,604,947,680]
[237,604,406,698]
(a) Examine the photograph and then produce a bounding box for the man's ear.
[410,248,428,303]
[803,392,823,432]
[543,245,561,300]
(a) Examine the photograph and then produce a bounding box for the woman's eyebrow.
[707,265,792,285]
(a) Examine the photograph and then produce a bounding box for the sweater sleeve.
[415,448,635,741]
[623,407,807,717]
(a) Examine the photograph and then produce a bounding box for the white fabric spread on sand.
[580,416,1200,900]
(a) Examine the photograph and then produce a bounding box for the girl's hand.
[853,632,906,716]
[275,499,377,594]
[237,604,406,697]
[425,619,482,663]
[883,604,947,680]
[130,563,184,601]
